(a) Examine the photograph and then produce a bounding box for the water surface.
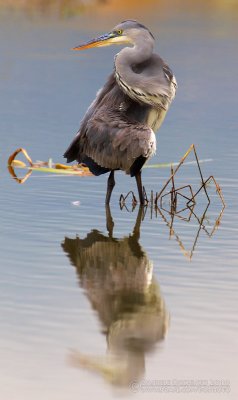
[0,3,238,399]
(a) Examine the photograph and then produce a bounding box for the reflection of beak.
[72,32,130,51]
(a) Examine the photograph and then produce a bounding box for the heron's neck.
[115,40,154,84]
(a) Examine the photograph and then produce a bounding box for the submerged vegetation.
[8,145,225,261]
[8,146,225,210]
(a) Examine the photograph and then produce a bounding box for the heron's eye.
[117,29,123,35]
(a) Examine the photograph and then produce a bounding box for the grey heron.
[64,20,177,204]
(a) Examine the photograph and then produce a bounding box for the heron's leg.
[135,171,144,205]
[105,171,115,205]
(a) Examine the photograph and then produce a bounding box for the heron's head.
[72,20,155,51]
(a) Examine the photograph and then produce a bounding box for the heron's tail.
[63,135,80,163]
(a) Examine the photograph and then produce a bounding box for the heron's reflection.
[62,206,169,386]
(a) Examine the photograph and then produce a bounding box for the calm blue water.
[0,4,237,399]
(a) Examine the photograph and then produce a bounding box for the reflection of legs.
[132,206,143,241]
[105,171,115,205]
[135,171,144,205]
[105,204,114,237]
[106,202,143,240]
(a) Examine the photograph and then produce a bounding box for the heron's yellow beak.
[72,32,130,51]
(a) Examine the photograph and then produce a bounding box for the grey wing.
[80,111,156,174]
[64,72,156,175]
[116,54,177,110]
[137,55,177,108]
[64,73,117,163]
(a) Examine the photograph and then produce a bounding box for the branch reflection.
[62,206,169,386]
